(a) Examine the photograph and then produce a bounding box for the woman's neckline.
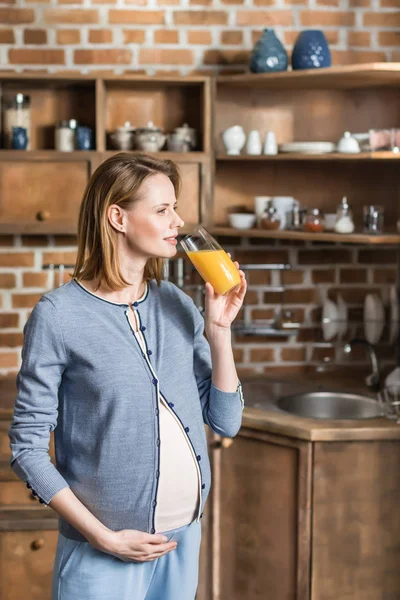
[72,278,149,307]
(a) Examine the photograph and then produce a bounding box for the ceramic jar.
[250,28,288,73]
[173,123,197,150]
[246,130,262,155]
[292,30,331,70]
[109,121,136,151]
[135,121,166,152]
[222,125,246,156]
[337,131,360,154]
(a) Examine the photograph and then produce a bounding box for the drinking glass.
[180,226,241,296]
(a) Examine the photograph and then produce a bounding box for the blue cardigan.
[8,278,244,542]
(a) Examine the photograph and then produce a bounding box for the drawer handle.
[31,539,45,551]
[36,210,50,221]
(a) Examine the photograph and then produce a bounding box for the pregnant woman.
[8,153,246,600]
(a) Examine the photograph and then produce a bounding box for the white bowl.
[228,213,257,230]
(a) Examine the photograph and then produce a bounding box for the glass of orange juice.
[180,226,241,296]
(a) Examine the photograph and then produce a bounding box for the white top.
[127,305,201,533]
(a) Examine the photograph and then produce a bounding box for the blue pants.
[52,519,202,600]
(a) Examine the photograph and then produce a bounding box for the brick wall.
[0,233,397,377]
[0,1,398,74]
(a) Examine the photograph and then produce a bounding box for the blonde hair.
[72,152,181,290]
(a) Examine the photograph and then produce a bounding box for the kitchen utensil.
[364,293,385,344]
[279,141,336,154]
[322,298,339,341]
[135,121,166,152]
[337,294,348,338]
[228,213,257,229]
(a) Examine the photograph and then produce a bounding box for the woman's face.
[114,173,185,259]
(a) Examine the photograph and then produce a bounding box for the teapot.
[135,121,166,152]
[109,121,135,151]
[173,123,197,150]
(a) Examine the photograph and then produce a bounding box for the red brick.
[250,348,275,362]
[328,287,378,304]
[221,0,246,4]
[281,347,306,362]
[310,347,335,362]
[12,293,43,308]
[88,29,113,43]
[174,11,228,25]
[312,269,336,284]
[0,314,19,328]
[237,10,292,26]
[339,268,367,284]
[0,252,34,267]
[331,50,387,64]
[378,31,400,46]
[0,333,23,347]
[348,31,371,46]
[251,308,275,320]
[373,269,397,284]
[0,352,18,369]
[74,49,132,64]
[190,0,213,5]
[23,28,47,44]
[187,30,212,44]
[300,10,355,27]
[109,10,164,24]
[381,0,399,5]
[123,30,146,43]
[9,49,65,64]
[0,29,15,43]
[284,288,317,304]
[0,274,16,288]
[22,272,49,287]
[364,12,400,27]
[203,49,249,65]
[154,29,179,43]
[234,250,288,264]
[220,30,243,45]
[233,348,244,362]
[349,0,370,5]
[358,249,397,264]
[298,249,351,265]
[316,0,340,5]
[42,251,77,265]
[284,270,304,284]
[44,9,99,24]
[253,0,276,4]
[139,48,193,64]
[56,29,81,44]
[247,271,270,285]
[0,237,14,248]
[0,9,34,24]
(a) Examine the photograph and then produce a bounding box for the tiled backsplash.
[0,234,398,378]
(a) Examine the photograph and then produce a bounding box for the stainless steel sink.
[277,391,382,420]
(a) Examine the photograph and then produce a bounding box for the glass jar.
[260,204,281,230]
[334,196,355,234]
[4,94,31,150]
[363,205,384,234]
[55,119,78,152]
[303,208,325,233]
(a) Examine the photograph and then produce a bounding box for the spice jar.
[334,196,355,234]
[55,119,78,152]
[4,94,31,150]
[303,208,325,233]
[260,203,281,230]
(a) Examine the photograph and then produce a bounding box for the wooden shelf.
[216,152,400,161]
[210,227,400,245]
[0,222,201,236]
[217,62,400,89]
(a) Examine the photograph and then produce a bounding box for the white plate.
[337,294,348,338]
[279,142,336,154]
[322,298,339,341]
[390,286,399,344]
[364,293,385,345]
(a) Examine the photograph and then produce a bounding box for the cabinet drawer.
[0,529,58,600]
[0,481,44,507]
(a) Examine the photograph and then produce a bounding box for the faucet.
[343,338,381,392]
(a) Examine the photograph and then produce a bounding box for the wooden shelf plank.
[216,63,400,89]
[209,226,400,245]
[217,151,400,161]
[0,150,209,163]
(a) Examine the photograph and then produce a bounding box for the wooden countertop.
[2,372,400,443]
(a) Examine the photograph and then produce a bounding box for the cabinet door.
[0,529,58,600]
[212,428,312,600]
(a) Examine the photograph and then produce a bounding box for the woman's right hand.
[93,529,178,563]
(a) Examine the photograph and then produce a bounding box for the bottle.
[4,94,31,149]
[55,119,78,152]
[334,196,355,234]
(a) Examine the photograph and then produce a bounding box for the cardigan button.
[152,500,157,508]
[168,402,174,408]
[196,455,201,461]
[141,326,146,332]
[26,482,31,489]
[133,302,139,307]
[156,470,160,478]
[151,528,155,534]
[202,483,205,489]
[147,350,152,356]
[156,438,160,446]
[185,427,190,433]
[152,378,158,385]
[200,513,203,519]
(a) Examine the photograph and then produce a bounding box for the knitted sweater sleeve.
[191,302,244,438]
[8,296,70,505]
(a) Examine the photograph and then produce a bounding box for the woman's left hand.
[204,253,247,331]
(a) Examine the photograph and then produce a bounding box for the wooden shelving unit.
[213,63,400,244]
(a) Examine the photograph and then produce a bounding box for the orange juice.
[187,249,241,295]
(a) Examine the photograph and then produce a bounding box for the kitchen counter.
[240,373,400,441]
[2,372,400,442]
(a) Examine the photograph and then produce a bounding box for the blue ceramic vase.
[250,28,288,73]
[291,30,331,70]
[11,126,28,150]
[76,126,93,150]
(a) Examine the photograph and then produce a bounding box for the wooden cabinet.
[212,428,400,600]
